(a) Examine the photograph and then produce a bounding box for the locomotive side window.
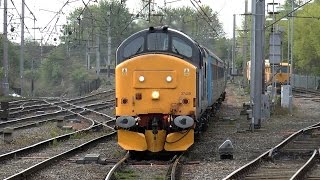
[172,37,192,57]
[147,33,168,51]
[123,37,144,58]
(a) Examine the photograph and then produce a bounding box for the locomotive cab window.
[172,37,192,58]
[147,33,168,51]
[123,36,144,58]
[279,66,288,73]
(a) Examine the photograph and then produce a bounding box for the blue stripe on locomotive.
[207,55,213,106]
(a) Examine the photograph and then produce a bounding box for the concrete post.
[1,101,9,120]
[251,0,265,129]
[56,116,64,128]
[3,127,13,143]
[242,0,248,88]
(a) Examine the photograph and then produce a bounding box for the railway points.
[0,76,319,179]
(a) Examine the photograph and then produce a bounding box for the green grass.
[51,138,59,147]
[114,169,138,179]
[70,132,86,139]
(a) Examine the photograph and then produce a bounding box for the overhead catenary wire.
[189,0,218,36]
[44,16,61,44]
[41,0,70,33]
[288,15,320,20]
[41,0,88,44]
[119,2,150,35]
[265,0,313,29]
[9,0,32,37]
[23,1,37,21]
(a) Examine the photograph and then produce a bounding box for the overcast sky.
[0,0,286,44]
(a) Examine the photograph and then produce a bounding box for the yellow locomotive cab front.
[116,54,196,152]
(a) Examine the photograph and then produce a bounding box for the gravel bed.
[181,82,320,180]
[85,111,115,124]
[95,107,115,116]
[0,129,111,179]
[29,136,124,180]
[121,164,169,179]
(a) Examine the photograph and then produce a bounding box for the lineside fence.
[79,78,101,96]
[292,74,320,90]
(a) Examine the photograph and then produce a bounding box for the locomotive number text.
[181,92,191,95]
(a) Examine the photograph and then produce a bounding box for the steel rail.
[9,106,60,117]
[5,131,116,180]
[268,124,320,157]
[222,151,270,180]
[50,100,116,129]
[0,110,66,129]
[170,153,184,180]
[290,149,319,180]
[1,101,115,134]
[104,151,130,180]
[0,118,56,134]
[1,97,116,161]
[0,122,97,162]
[223,122,320,179]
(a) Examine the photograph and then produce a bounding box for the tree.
[293,1,320,75]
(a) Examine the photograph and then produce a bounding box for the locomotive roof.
[116,26,203,67]
[116,26,224,67]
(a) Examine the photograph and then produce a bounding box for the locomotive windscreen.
[116,27,202,67]
[147,33,169,51]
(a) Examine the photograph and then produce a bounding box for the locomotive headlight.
[116,116,136,128]
[138,76,145,82]
[166,76,173,82]
[173,116,194,129]
[151,91,160,100]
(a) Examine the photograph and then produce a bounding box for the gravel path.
[181,82,320,180]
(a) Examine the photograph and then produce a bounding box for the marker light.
[138,76,145,82]
[151,91,160,100]
[166,76,173,82]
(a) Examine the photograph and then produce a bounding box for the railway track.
[104,152,185,180]
[0,89,115,133]
[6,90,114,120]
[223,122,320,179]
[0,109,116,179]
[0,101,115,153]
[293,87,320,100]
[0,90,117,179]
[1,129,116,180]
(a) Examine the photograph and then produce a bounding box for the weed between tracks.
[114,169,138,179]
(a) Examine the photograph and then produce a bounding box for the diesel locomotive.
[247,60,289,93]
[115,26,226,153]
